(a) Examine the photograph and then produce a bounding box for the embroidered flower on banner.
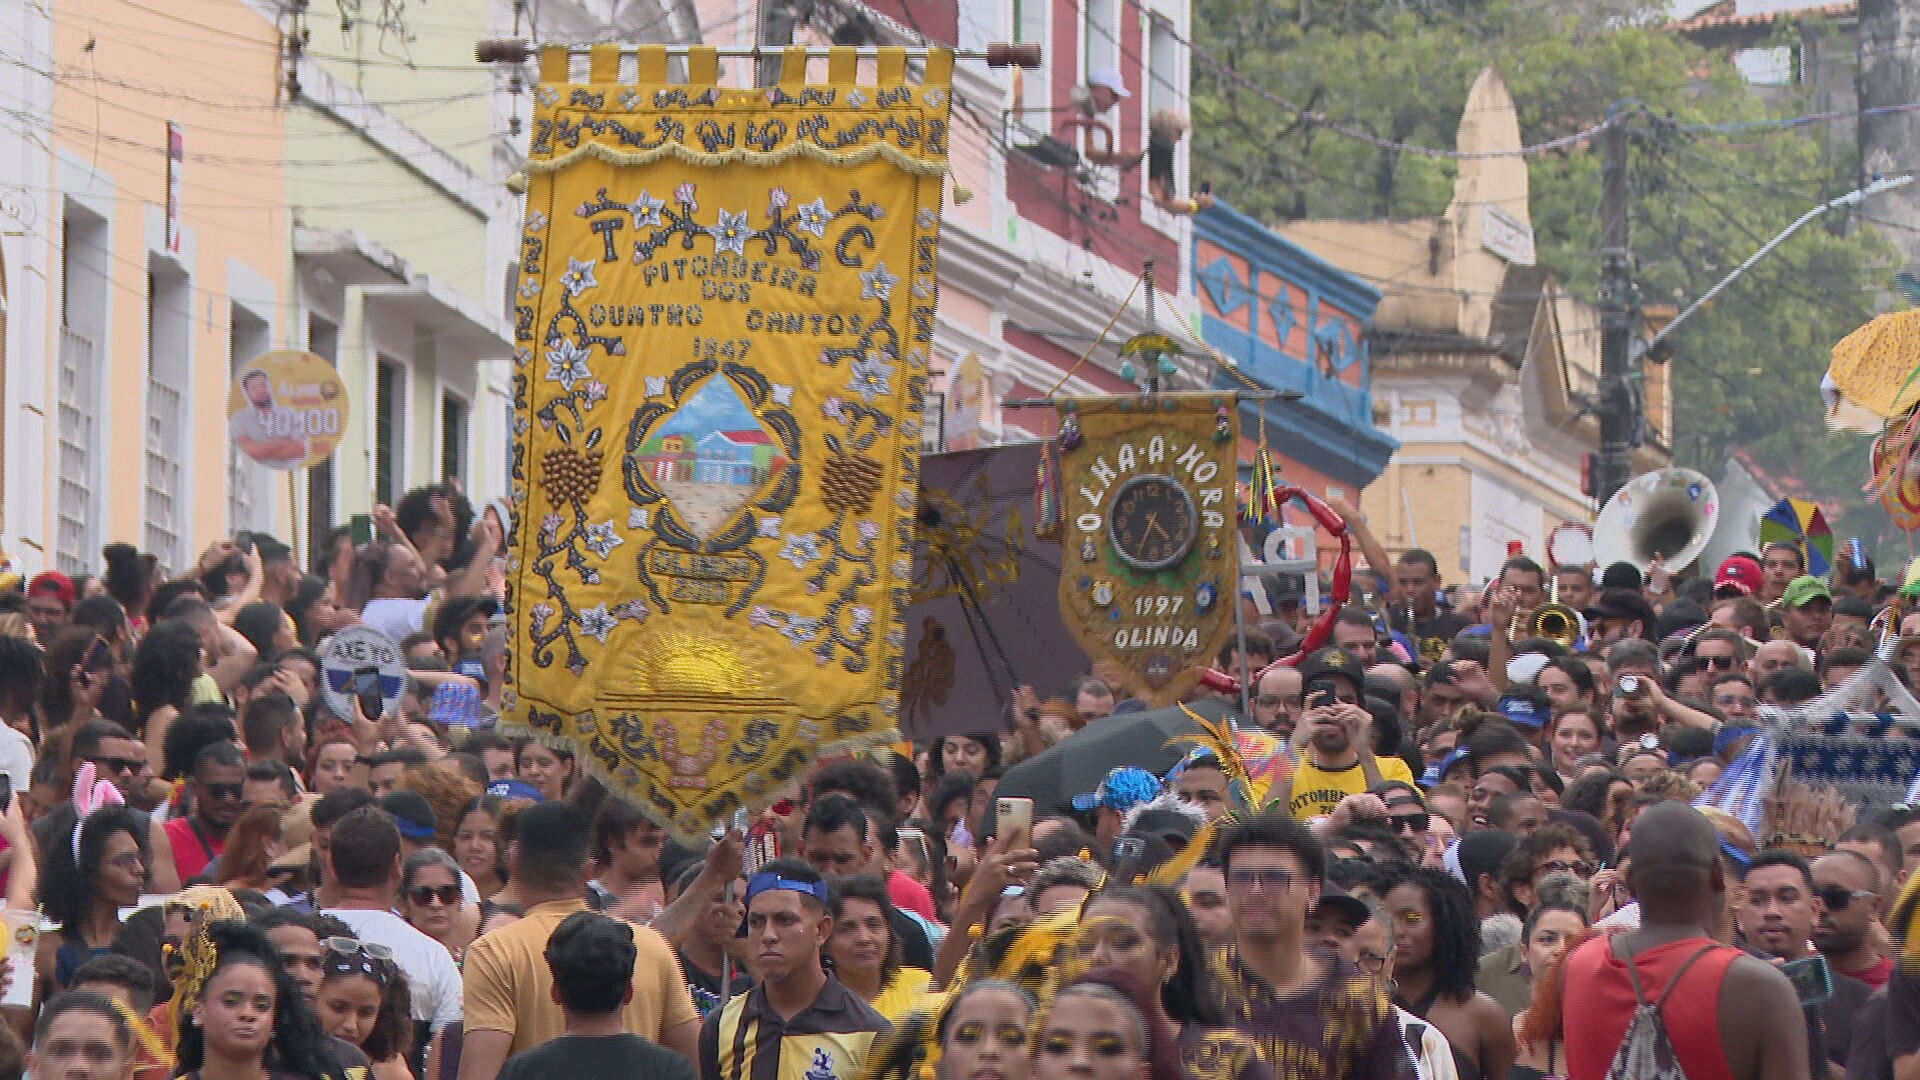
[822,396,847,422]
[525,211,549,232]
[857,520,881,542]
[845,89,868,108]
[780,615,821,646]
[544,340,594,390]
[779,533,822,569]
[613,599,649,622]
[851,606,875,631]
[860,261,899,301]
[924,89,947,107]
[645,376,667,398]
[674,182,699,210]
[749,606,777,627]
[709,209,752,256]
[795,197,832,238]
[759,516,784,538]
[577,603,616,643]
[541,513,563,538]
[771,383,795,406]
[583,520,624,559]
[519,279,541,299]
[629,191,666,229]
[582,381,609,406]
[628,507,651,530]
[769,187,791,211]
[847,354,895,404]
[619,88,642,111]
[559,257,600,297]
[530,603,555,626]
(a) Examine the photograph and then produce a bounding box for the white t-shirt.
[359,596,430,642]
[0,724,33,793]
[322,907,463,1031]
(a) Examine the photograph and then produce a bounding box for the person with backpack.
[1558,801,1809,1080]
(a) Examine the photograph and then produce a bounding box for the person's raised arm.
[652,829,745,948]
[207,620,258,693]
[0,796,35,911]
[930,832,1038,990]
[1324,495,1394,597]
[216,547,265,625]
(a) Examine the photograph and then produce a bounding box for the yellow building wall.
[1364,457,1473,578]
[284,106,490,301]
[50,0,290,563]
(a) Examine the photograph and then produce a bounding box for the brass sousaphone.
[1592,468,1721,577]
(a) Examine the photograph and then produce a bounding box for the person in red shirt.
[162,741,247,884]
[1559,802,1808,1080]
[1812,850,1892,990]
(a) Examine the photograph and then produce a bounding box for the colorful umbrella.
[1758,498,1834,578]
[1828,309,1920,430]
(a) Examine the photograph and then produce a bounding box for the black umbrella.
[994,697,1239,817]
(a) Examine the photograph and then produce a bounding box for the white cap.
[1087,67,1130,98]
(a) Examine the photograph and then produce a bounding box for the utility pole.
[1595,116,1639,507]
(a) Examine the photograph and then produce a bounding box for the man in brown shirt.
[1208,813,1411,1080]
[458,802,700,1080]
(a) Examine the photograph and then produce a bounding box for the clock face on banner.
[1055,394,1240,706]
[1108,475,1198,570]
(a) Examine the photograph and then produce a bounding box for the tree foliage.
[1192,1,1899,545]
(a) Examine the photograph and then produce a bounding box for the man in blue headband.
[700,858,890,1080]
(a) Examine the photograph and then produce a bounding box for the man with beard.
[1811,849,1891,990]
[1284,649,1414,822]
[160,741,247,885]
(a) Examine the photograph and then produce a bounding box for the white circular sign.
[319,626,407,720]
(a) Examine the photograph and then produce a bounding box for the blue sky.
[658,376,761,438]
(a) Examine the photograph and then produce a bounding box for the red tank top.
[1560,934,1739,1080]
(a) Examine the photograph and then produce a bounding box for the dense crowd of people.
[0,480,1908,1080]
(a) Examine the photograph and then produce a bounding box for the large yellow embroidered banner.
[504,44,952,838]
[1057,394,1241,707]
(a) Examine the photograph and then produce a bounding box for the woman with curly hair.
[314,935,414,1080]
[1032,968,1189,1080]
[102,543,158,631]
[398,765,478,854]
[1075,885,1267,1080]
[130,620,205,771]
[174,919,349,1080]
[1374,862,1515,1080]
[38,805,147,999]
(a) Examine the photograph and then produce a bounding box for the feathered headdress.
[1169,705,1272,808]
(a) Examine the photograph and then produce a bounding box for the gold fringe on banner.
[502,41,953,840]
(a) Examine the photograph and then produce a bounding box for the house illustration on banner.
[634,377,788,487]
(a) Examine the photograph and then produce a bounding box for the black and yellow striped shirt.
[698,974,891,1080]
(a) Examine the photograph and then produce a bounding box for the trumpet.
[1508,566,1586,648]
[1527,602,1586,648]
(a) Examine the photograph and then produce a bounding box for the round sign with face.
[319,626,407,721]
[226,349,350,469]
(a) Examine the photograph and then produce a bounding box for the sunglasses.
[321,937,393,984]
[1813,884,1876,911]
[87,756,142,776]
[202,782,244,801]
[408,884,461,907]
[1389,812,1430,835]
[1539,859,1595,878]
[1695,653,1738,671]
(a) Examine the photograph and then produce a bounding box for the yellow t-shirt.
[462,899,698,1055]
[1285,754,1415,821]
[869,966,933,1023]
